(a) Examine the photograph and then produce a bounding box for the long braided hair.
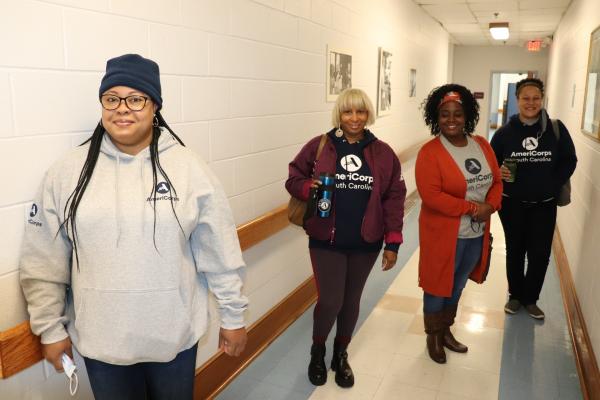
[60,111,185,268]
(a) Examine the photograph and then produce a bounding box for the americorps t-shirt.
[441,135,492,238]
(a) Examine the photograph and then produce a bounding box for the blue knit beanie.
[99,54,162,111]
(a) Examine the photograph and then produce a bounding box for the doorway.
[487,72,532,140]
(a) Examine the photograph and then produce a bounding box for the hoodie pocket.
[74,287,192,363]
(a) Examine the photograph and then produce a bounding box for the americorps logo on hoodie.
[146,181,180,202]
[509,135,552,162]
[28,203,42,227]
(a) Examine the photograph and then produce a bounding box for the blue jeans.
[423,236,483,313]
[84,343,198,400]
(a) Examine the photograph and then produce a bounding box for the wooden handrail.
[237,204,289,251]
[0,320,43,379]
[553,230,600,399]
[0,141,426,380]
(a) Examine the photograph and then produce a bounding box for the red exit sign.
[527,40,542,52]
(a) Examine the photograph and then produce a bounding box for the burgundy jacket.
[285,131,406,246]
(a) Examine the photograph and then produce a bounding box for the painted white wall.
[452,45,549,138]
[545,0,600,368]
[0,0,449,397]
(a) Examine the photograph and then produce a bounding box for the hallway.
[1,0,599,398]
[217,204,581,400]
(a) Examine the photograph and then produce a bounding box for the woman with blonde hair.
[286,88,406,388]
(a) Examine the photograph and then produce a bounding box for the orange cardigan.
[415,135,503,297]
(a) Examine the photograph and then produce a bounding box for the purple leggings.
[309,248,379,346]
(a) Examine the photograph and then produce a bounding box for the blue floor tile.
[243,381,312,400]
[499,251,582,399]
[217,205,421,400]
[219,202,584,400]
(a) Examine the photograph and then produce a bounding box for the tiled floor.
[217,203,582,399]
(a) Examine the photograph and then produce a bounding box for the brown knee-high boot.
[423,311,446,364]
[442,305,468,353]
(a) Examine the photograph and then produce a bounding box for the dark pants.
[423,236,483,313]
[84,343,198,400]
[309,248,379,346]
[498,197,557,305]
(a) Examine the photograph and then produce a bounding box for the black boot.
[308,344,327,386]
[331,343,354,388]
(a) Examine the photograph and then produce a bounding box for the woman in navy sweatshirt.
[491,78,577,320]
[286,88,406,388]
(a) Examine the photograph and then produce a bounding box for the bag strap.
[310,134,328,178]
[315,133,328,160]
[551,119,560,141]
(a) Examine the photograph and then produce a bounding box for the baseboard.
[553,229,600,400]
[194,276,317,400]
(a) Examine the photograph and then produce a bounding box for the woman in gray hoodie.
[19,54,247,399]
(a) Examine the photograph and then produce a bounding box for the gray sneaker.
[525,304,545,320]
[504,299,521,314]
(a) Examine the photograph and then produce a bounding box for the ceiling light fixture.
[489,22,510,40]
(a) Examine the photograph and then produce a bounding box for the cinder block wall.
[545,0,600,369]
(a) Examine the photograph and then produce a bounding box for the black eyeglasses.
[100,94,149,111]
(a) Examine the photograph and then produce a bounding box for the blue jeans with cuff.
[423,236,483,314]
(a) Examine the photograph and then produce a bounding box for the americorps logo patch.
[465,159,482,175]
[156,181,170,194]
[522,137,539,150]
[317,198,331,212]
[147,181,179,202]
[28,203,42,227]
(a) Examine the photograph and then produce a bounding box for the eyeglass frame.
[100,94,150,111]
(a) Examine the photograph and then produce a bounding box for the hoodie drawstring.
[141,158,147,234]
[115,153,122,247]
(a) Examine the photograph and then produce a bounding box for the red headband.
[439,91,462,108]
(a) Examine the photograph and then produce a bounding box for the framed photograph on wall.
[409,68,417,98]
[582,25,600,140]
[377,48,392,116]
[326,46,352,102]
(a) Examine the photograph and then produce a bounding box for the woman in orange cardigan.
[416,84,502,364]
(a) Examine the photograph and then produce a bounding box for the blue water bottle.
[317,173,335,218]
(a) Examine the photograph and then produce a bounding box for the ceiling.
[413,0,573,47]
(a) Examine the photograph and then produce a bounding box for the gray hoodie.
[20,131,247,365]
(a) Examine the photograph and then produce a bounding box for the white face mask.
[61,353,79,396]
